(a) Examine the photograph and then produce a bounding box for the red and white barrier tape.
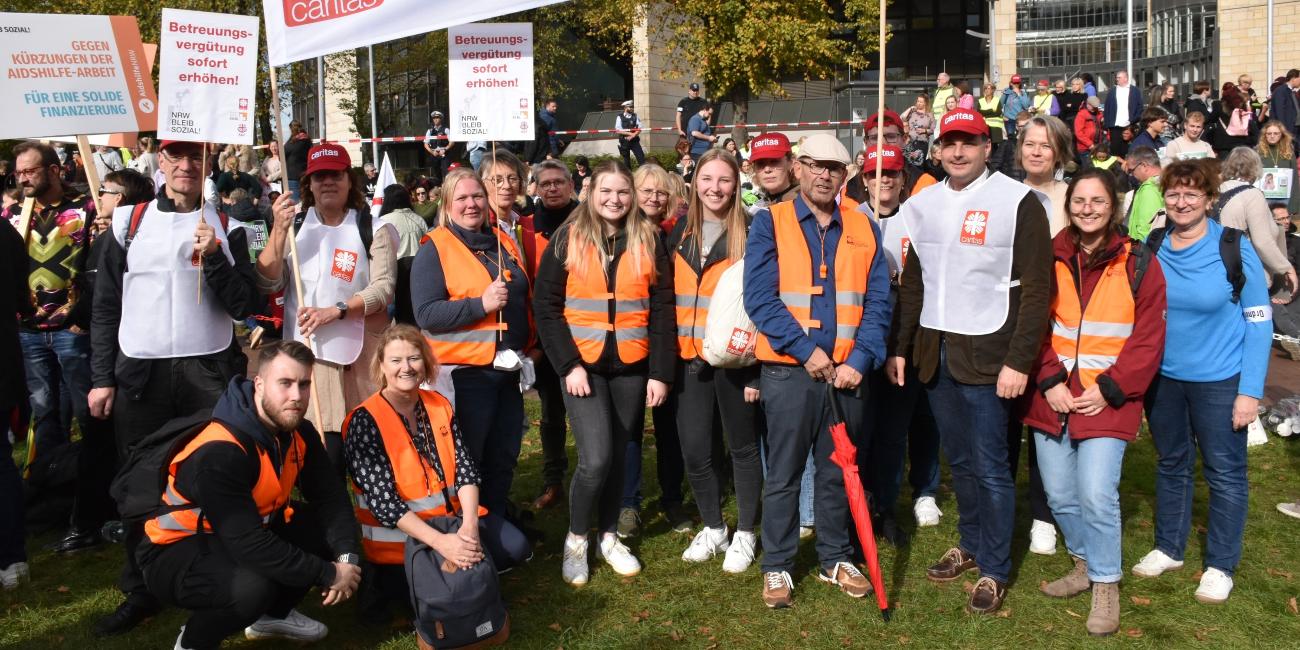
[297,120,863,146]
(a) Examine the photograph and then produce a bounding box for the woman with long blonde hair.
[670,148,765,572]
[1256,119,1299,216]
[534,161,675,586]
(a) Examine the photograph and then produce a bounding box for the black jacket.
[140,377,358,588]
[533,222,676,382]
[283,134,311,181]
[0,222,30,409]
[91,188,261,392]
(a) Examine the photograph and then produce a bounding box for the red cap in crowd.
[938,109,989,138]
[863,110,904,135]
[864,144,905,172]
[303,143,351,177]
[748,132,792,162]
[1010,74,1023,84]
[159,139,204,153]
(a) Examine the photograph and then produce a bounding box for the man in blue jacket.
[1103,71,1143,157]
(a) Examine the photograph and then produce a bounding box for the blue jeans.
[758,365,861,574]
[1145,374,1247,576]
[468,147,487,171]
[450,367,525,517]
[760,437,816,527]
[1033,428,1127,582]
[867,366,940,519]
[926,344,1016,582]
[19,329,93,460]
[621,400,686,511]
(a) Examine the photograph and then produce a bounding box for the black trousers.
[114,356,236,607]
[534,354,570,488]
[674,362,763,532]
[142,504,330,650]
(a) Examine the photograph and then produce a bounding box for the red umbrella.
[826,383,891,620]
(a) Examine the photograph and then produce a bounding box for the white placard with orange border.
[0,12,157,139]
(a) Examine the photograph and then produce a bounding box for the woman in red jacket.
[1022,169,1167,637]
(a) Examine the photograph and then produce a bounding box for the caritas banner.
[158,9,260,144]
[448,23,534,141]
[262,0,565,66]
[0,12,157,140]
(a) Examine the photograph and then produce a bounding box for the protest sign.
[0,12,157,139]
[158,9,260,144]
[1257,167,1293,201]
[448,23,534,141]
[262,0,564,66]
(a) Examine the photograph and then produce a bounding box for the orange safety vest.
[1049,242,1136,389]
[673,242,735,360]
[145,423,304,546]
[755,198,877,364]
[421,225,530,366]
[563,240,653,364]
[342,390,485,565]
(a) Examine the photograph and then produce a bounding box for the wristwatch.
[335,301,349,319]
[336,553,359,565]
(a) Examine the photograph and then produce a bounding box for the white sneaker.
[913,496,942,527]
[1247,417,1269,446]
[244,609,327,642]
[1194,567,1234,604]
[173,627,192,650]
[1029,519,1058,555]
[682,525,730,563]
[1277,502,1300,520]
[562,533,589,586]
[1132,549,1184,577]
[0,562,29,590]
[722,531,758,573]
[597,534,641,576]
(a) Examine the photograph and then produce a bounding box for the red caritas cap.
[863,110,904,135]
[748,132,791,162]
[304,143,351,177]
[864,144,905,172]
[159,139,204,153]
[1010,74,1022,84]
[938,108,989,138]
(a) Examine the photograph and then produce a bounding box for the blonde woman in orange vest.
[139,342,361,649]
[533,161,676,586]
[409,168,532,521]
[1021,169,1167,636]
[743,134,891,608]
[342,325,530,622]
[670,149,764,572]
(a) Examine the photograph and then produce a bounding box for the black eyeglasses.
[98,188,122,197]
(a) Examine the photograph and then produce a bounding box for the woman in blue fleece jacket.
[1130,160,1272,606]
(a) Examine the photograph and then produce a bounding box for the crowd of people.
[0,68,1296,649]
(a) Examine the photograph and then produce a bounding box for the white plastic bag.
[701,258,758,368]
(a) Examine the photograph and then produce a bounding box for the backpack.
[701,259,758,368]
[405,460,509,648]
[1212,184,1254,218]
[109,410,219,524]
[1225,108,1250,137]
[1141,226,1246,303]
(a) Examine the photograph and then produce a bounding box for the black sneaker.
[616,507,641,538]
[93,600,159,637]
[663,503,694,533]
[50,528,103,554]
[874,515,909,547]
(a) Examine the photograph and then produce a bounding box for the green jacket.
[1127,176,1164,242]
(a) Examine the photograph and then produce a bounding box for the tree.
[648,0,887,143]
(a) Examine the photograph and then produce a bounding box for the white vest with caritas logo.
[285,208,375,365]
[112,201,237,358]
[900,171,1036,335]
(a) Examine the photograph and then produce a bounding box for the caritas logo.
[284,0,384,27]
[960,210,989,246]
[944,111,975,128]
[311,147,341,161]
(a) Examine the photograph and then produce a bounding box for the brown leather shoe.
[819,561,872,598]
[762,571,793,608]
[967,576,1008,614]
[531,484,563,510]
[926,547,977,582]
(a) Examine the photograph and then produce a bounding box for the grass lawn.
[5,396,1300,649]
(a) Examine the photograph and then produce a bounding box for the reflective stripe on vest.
[979,97,1005,130]
[673,247,734,360]
[342,389,481,565]
[1049,242,1136,389]
[421,226,528,366]
[755,198,877,364]
[144,423,304,546]
[563,239,653,364]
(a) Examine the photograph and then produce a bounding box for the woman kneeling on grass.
[1021,169,1167,636]
[1130,160,1272,604]
[533,161,676,586]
